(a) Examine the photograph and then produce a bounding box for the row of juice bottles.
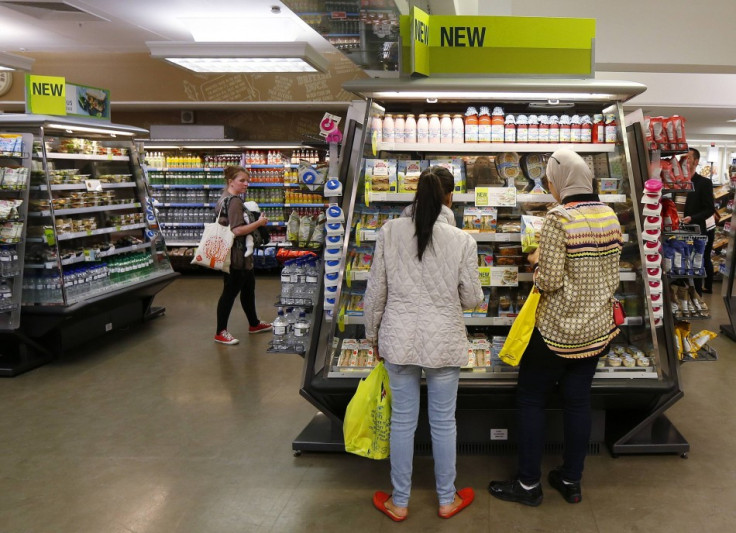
[374,107,618,145]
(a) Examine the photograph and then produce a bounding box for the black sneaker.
[488,479,543,506]
[548,468,582,504]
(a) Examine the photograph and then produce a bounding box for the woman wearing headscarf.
[489,149,622,506]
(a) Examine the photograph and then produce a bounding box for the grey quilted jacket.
[364,205,483,368]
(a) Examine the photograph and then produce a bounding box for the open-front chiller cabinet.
[0,115,177,376]
[293,79,691,457]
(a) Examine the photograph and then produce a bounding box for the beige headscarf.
[546,148,593,200]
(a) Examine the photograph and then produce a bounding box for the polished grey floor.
[1,275,735,533]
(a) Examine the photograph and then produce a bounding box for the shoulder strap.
[217,194,234,222]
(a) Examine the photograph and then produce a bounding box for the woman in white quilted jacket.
[364,166,483,521]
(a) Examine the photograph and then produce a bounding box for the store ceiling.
[1,0,735,144]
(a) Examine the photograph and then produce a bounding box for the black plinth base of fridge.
[292,408,606,457]
[292,412,346,454]
[0,272,177,376]
[720,324,736,342]
[0,331,55,377]
[607,412,690,457]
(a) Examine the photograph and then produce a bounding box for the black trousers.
[216,269,259,333]
[516,328,602,484]
[694,228,715,295]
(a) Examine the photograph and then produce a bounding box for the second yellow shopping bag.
[499,286,540,367]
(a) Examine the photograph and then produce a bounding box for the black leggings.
[216,269,259,333]
[516,328,602,484]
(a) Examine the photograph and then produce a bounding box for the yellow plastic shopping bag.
[343,361,391,460]
[499,286,540,367]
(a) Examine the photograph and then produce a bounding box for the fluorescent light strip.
[145,144,301,150]
[0,51,34,71]
[47,123,136,136]
[165,57,317,73]
[371,91,614,102]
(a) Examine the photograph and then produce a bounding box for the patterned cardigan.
[535,200,622,358]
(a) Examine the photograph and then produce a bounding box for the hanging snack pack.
[287,210,300,243]
[521,215,545,253]
[495,152,522,189]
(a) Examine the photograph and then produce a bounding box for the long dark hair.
[412,166,454,261]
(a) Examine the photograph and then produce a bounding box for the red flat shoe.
[438,487,475,519]
[373,491,407,522]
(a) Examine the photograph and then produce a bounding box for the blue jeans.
[516,328,602,484]
[384,361,460,507]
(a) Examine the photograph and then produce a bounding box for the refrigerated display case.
[0,133,32,332]
[0,115,178,376]
[720,161,736,340]
[293,78,693,457]
[142,141,329,270]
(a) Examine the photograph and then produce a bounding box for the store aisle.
[1,275,735,533]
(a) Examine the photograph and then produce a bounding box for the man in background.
[683,148,716,294]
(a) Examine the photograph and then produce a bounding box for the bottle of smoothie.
[478,106,491,143]
[504,114,516,143]
[581,115,592,143]
[527,115,539,143]
[394,114,405,144]
[570,115,582,143]
[428,113,441,144]
[538,115,549,143]
[516,114,528,143]
[382,114,395,143]
[491,107,505,143]
[559,115,571,143]
[404,113,417,144]
[440,114,453,144]
[417,113,429,143]
[465,107,479,143]
[452,114,464,144]
[549,115,560,143]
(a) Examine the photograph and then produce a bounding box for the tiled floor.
[1,275,734,532]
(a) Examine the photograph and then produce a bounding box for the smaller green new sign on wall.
[25,74,111,120]
[400,8,596,77]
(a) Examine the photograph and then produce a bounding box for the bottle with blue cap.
[272,309,289,349]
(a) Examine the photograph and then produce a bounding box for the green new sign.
[400,10,595,77]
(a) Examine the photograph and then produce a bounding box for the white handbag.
[191,204,234,272]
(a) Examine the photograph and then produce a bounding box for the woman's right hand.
[527,248,540,267]
[259,213,269,226]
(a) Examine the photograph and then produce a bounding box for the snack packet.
[287,210,300,243]
[298,215,315,247]
[690,329,717,352]
[521,215,544,253]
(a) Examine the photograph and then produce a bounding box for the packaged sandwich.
[480,207,497,232]
[429,158,466,192]
[397,160,428,193]
[462,207,483,232]
[365,159,397,192]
